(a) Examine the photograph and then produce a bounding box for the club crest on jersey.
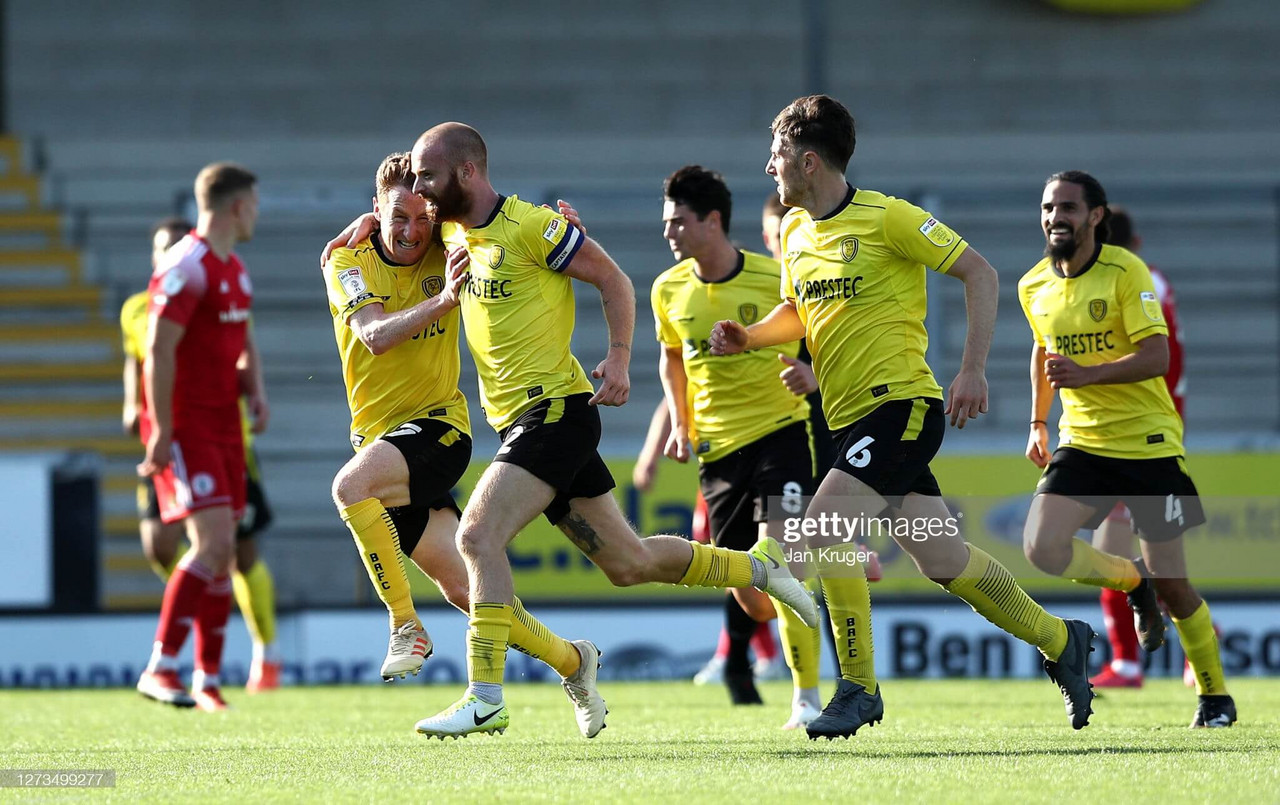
[1089,299,1107,322]
[422,276,445,298]
[338,268,366,298]
[738,303,758,325]
[840,237,859,262]
[1140,291,1161,322]
[919,217,956,247]
[239,272,252,295]
[488,245,506,268]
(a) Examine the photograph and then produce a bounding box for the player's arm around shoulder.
[562,238,635,406]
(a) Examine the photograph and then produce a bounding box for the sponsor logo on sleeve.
[161,267,187,296]
[542,218,563,243]
[1140,291,1162,322]
[918,217,956,247]
[343,292,375,312]
[339,268,367,298]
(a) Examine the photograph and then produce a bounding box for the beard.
[1044,226,1081,261]
[422,173,469,223]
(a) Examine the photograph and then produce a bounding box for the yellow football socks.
[945,543,1069,661]
[1061,537,1142,592]
[818,553,876,691]
[339,497,420,630]
[679,541,754,588]
[1173,602,1228,696]
[775,592,821,689]
[510,597,580,678]
[232,559,277,647]
[468,602,514,685]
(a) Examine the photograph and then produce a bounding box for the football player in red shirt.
[1090,207,1187,689]
[135,163,267,711]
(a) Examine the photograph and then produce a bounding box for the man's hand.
[441,247,470,307]
[709,320,748,356]
[320,213,379,267]
[945,367,989,428]
[138,430,172,478]
[778,354,818,395]
[122,405,140,436]
[1044,352,1094,389]
[548,199,586,236]
[589,350,630,406]
[663,422,691,463]
[247,392,270,434]
[633,453,658,491]
[1026,422,1050,468]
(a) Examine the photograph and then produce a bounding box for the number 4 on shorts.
[845,436,874,468]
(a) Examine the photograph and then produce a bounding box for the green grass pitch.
[2,679,1277,802]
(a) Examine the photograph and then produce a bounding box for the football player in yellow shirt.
[322,152,606,738]
[651,165,823,724]
[712,95,1093,738]
[329,124,816,739]
[121,217,282,694]
[1019,170,1234,728]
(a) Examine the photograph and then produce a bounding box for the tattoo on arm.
[558,512,603,556]
[610,341,630,351]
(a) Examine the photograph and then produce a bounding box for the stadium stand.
[3,0,1278,605]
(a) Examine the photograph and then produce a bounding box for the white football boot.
[782,698,821,730]
[749,537,819,628]
[693,655,726,686]
[561,640,608,738]
[136,668,195,708]
[382,622,432,681]
[415,694,509,739]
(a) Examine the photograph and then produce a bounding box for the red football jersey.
[144,233,252,444]
[1149,266,1184,418]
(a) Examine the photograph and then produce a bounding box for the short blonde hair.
[375,152,414,201]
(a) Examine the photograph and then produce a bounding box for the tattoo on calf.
[559,512,603,556]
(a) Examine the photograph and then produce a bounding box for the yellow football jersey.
[324,236,469,449]
[1018,243,1182,459]
[780,187,968,430]
[652,250,808,462]
[120,290,149,362]
[441,195,593,431]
